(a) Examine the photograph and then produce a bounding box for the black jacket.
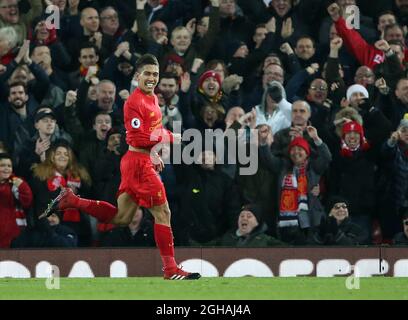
[11,218,77,248]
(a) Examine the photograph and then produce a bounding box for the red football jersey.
[124,87,174,149]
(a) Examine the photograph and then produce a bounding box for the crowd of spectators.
[1,0,408,248]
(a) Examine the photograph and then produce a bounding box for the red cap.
[289,137,310,156]
[342,121,364,138]
[198,70,222,89]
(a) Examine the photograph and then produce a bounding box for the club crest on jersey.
[131,118,141,129]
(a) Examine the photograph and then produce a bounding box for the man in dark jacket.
[217,204,285,247]
[311,196,368,245]
[101,208,155,247]
[11,212,77,248]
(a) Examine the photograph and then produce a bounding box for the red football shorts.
[118,150,167,208]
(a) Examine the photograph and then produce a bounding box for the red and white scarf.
[279,165,308,227]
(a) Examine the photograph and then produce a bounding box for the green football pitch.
[0,277,408,300]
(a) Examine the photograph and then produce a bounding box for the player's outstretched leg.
[39,187,118,223]
[150,203,201,280]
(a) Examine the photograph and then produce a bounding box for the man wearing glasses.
[310,196,367,245]
[0,0,43,45]
[100,6,123,38]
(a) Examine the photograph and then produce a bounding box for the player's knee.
[113,211,133,226]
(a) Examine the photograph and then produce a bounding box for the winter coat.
[217,223,285,247]
[255,81,292,135]
[11,218,77,248]
[310,217,368,245]
[259,141,332,228]
[0,177,33,247]
[101,219,155,247]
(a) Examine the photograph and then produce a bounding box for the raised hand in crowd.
[14,40,30,64]
[389,130,401,144]
[90,32,103,49]
[35,138,51,162]
[329,37,343,58]
[306,63,319,75]
[0,64,6,75]
[280,42,294,55]
[340,97,350,108]
[186,18,197,36]
[375,77,389,95]
[257,124,273,147]
[281,18,294,39]
[222,74,243,94]
[265,16,276,34]
[114,41,130,58]
[191,58,204,74]
[374,39,391,53]
[289,126,303,140]
[327,3,341,22]
[119,90,130,100]
[180,72,191,93]
[306,126,322,144]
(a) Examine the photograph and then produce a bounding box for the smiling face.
[8,84,28,109]
[202,77,220,98]
[329,202,349,223]
[52,146,70,172]
[202,105,218,128]
[78,47,99,68]
[170,28,191,54]
[271,0,291,17]
[289,146,308,165]
[349,91,366,108]
[35,116,56,136]
[136,64,159,95]
[96,81,116,111]
[238,210,259,236]
[0,158,12,182]
[308,79,328,105]
[0,0,19,24]
[93,114,112,140]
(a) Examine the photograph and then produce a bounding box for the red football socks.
[154,223,177,270]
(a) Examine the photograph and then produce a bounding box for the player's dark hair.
[136,54,159,72]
